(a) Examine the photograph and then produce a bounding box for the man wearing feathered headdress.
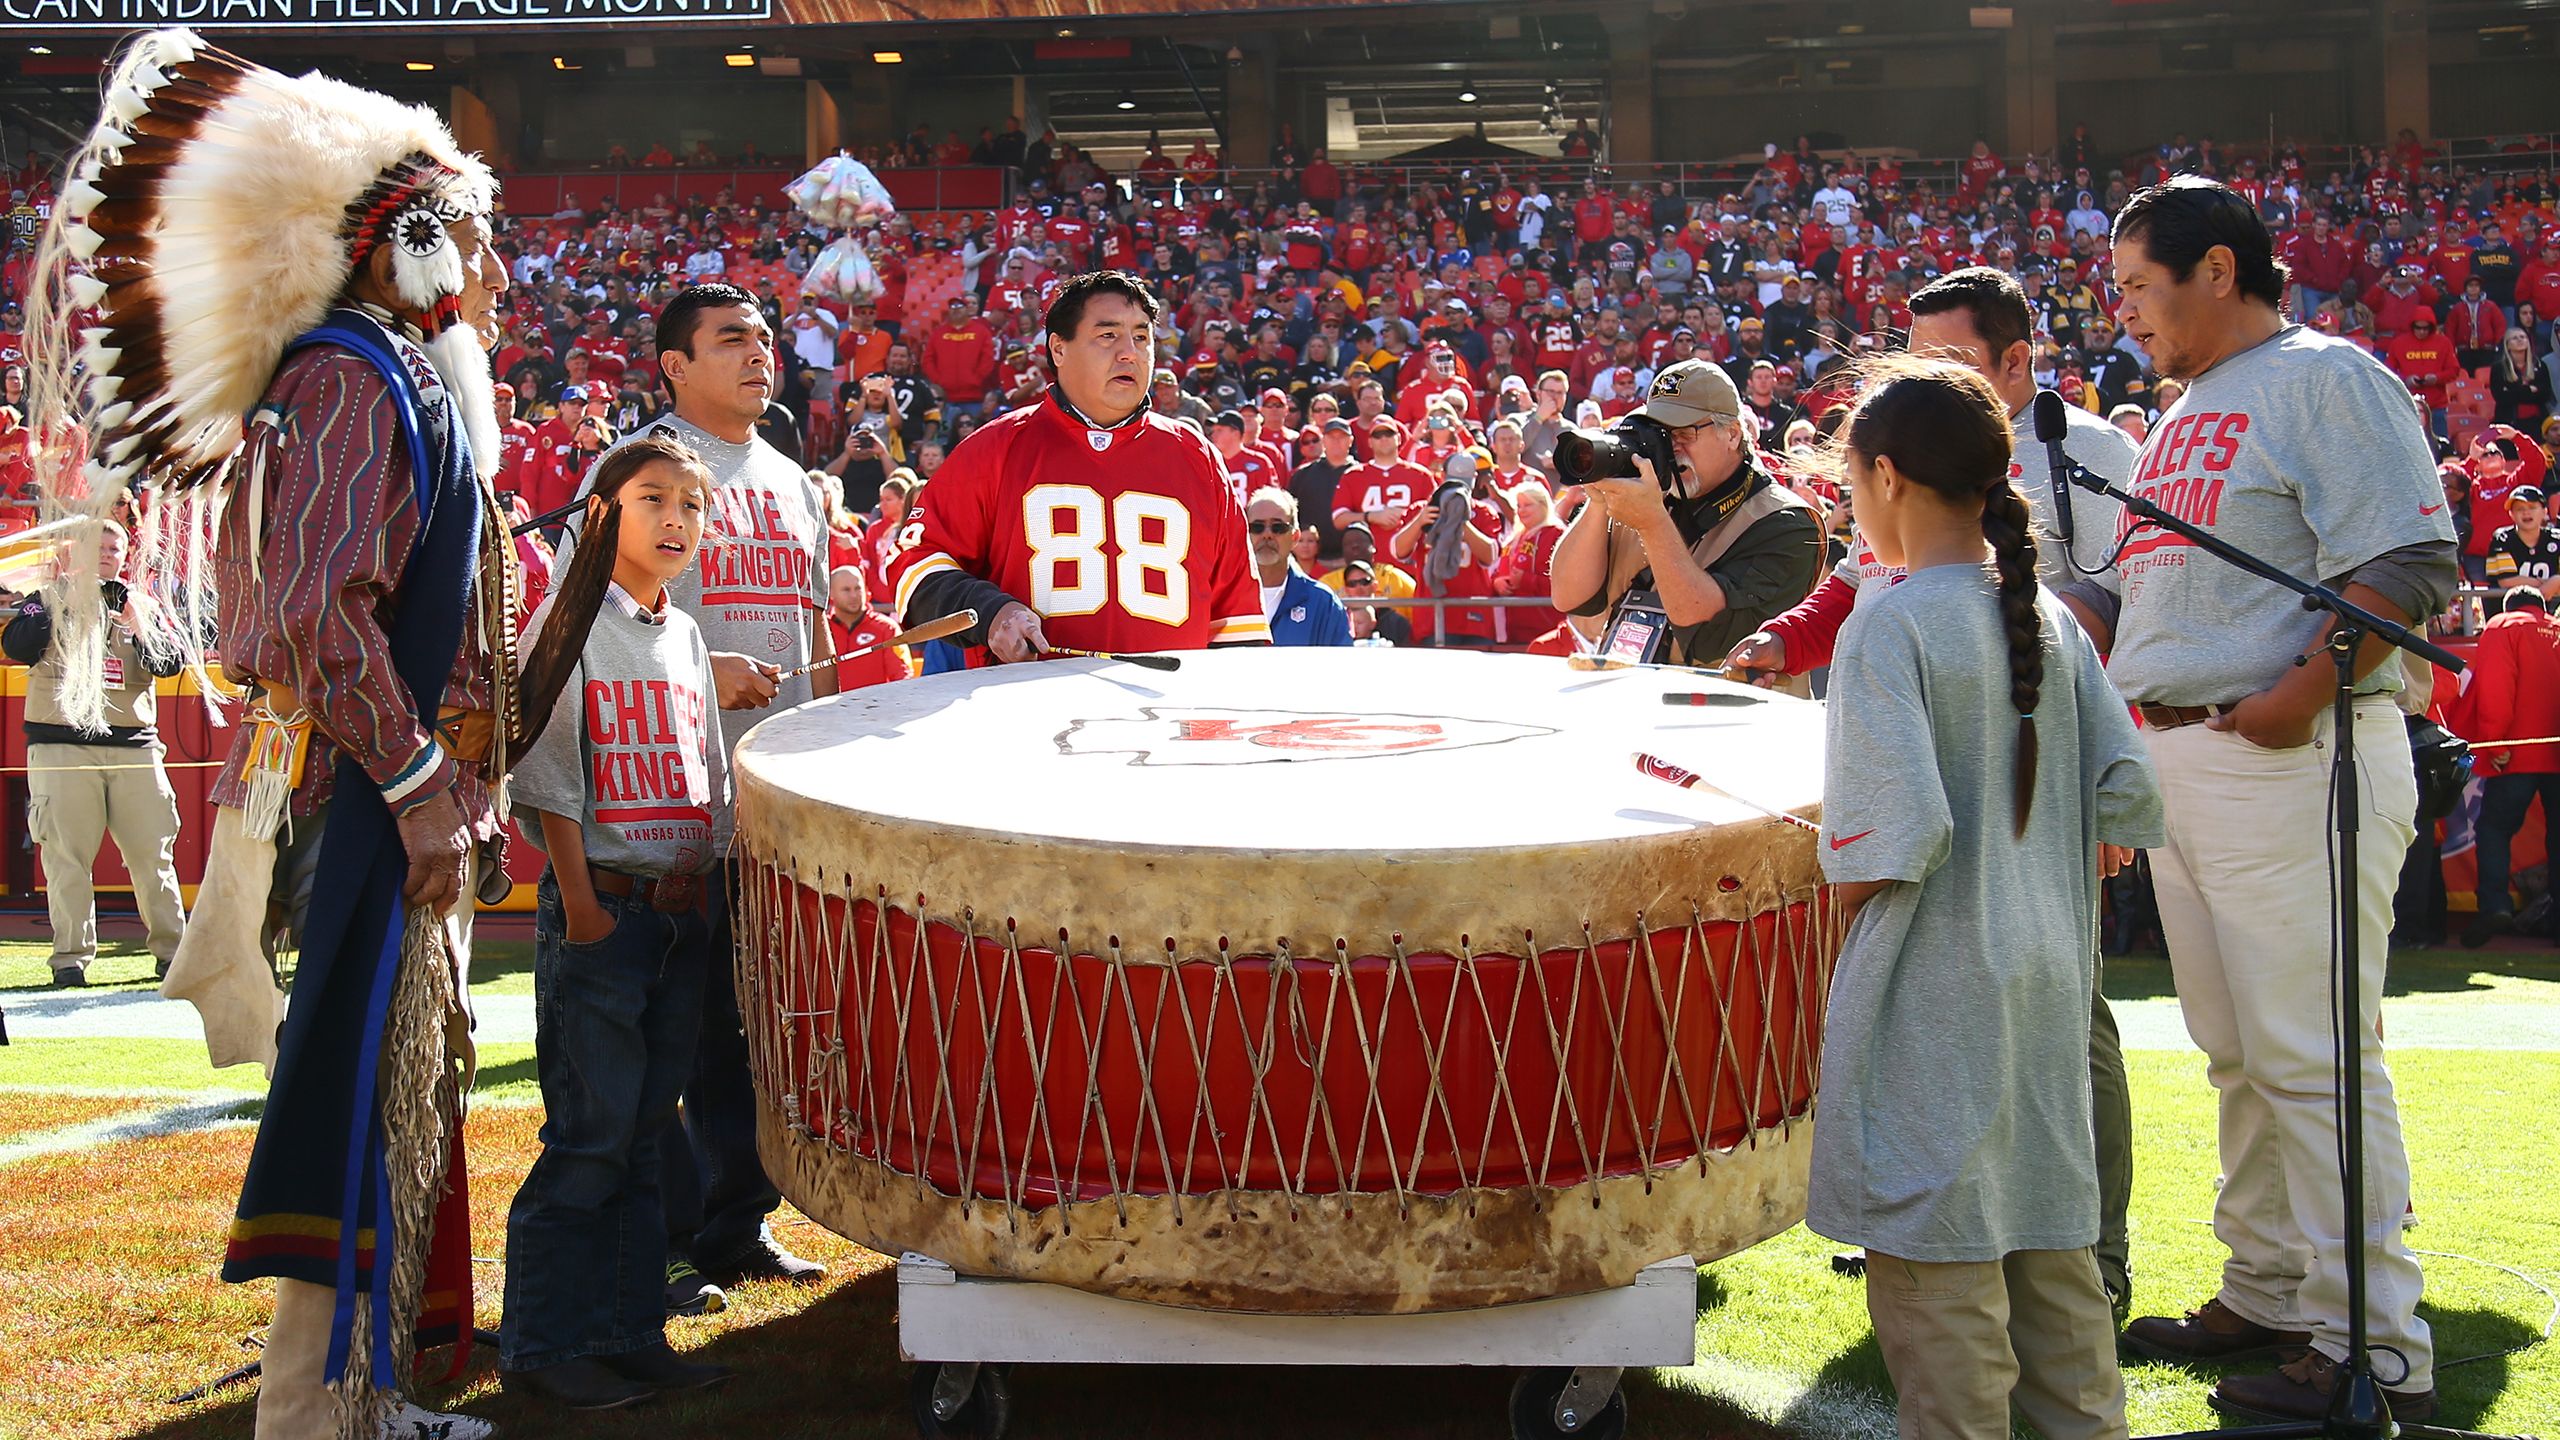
[22,29,596,1439]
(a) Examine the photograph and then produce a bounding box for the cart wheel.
[1508,1367,1628,1440]
[909,1361,1010,1440]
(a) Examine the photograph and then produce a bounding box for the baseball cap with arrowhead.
[1638,360,1743,429]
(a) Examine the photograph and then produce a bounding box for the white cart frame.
[896,1252,1700,1439]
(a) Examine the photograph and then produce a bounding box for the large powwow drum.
[732,649,1841,1313]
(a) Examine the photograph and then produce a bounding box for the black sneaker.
[2462,910,2513,948]
[666,1259,726,1317]
[599,1344,733,1394]
[705,1235,826,1286]
[499,1357,657,1411]
[49,967,87,989]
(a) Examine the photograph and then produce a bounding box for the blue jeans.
[500,874,713,1371]
[659,865,783,1267]
[2473,772,2560,918]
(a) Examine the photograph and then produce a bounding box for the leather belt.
[255,679,495,764]
[2136,702,2238,731]
[588,865,709,914]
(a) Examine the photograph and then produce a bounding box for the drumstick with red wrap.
[1632,751,1821,834]
[771,609,977,684]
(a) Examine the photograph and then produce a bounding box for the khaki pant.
[1865,1248,2129,1440]
[27,741,186,975]
[254,848,476,1439]
[2144,701,2432,1389]
[2090,986,2132,1301]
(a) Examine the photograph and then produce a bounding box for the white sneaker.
[380,1400,498,1440]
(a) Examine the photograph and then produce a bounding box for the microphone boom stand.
[2052,458,2523,1440]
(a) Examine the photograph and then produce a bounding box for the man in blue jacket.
[1247,488,1352,647]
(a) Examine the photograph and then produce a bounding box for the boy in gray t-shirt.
[499,438,739,1405]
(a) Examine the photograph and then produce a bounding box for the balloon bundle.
[785,153,898,304]
[785,153,897,230]
[802,235,882,303]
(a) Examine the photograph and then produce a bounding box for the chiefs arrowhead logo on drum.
[1056,707,1554,765]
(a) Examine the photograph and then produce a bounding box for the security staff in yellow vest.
[1,519,187,987]
[1549,359,1826,667]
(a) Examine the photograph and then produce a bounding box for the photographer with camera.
[1548,359,1825,666]
[2,518,187,988]
[822,371,902,513]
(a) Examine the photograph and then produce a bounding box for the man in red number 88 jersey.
[891,271,1269,661]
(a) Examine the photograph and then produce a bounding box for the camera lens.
[1554,426,1636,484]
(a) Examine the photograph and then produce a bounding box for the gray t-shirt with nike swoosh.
[1810,565,2164,1261]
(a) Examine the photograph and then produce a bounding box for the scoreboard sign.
[0,0,770,24]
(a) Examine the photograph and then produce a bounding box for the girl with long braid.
[1806,356,2166,1440]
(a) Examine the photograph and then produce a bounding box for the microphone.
[2032,388,2076,550]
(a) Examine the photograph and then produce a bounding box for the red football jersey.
[1220,446,1279,508]
[888,397,1268,653]
[494,417,541,497]
[1330,459,1434,526]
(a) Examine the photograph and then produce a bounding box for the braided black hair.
[1980,477,2044,837]
[1838,354,2045,836]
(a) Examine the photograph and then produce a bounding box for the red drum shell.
[748,876,1824,1205]
[732,649,1840,1312]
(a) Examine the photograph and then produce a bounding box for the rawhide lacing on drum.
[732,850,1840,1313]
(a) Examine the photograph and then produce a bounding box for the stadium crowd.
[6,119,2560,950]
[8,123,2560,612]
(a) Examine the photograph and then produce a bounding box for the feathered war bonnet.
[38,27,495,493]
[21,28,496,732]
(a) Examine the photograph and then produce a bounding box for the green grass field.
[3,935,2554,1438]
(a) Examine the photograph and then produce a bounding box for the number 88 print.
[1022,483,1194,627]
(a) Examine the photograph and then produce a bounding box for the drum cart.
[894,1251,1700,1440]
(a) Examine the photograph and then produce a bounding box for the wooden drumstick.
[1662,690,1767,707]
[1631,751,1820,834]
[1568,655,1733,676]
[772,608,977,683]
[1041,647,1183,671]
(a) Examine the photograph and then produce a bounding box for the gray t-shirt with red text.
[559,414,830,847]
[2093,326,2454,706]
[512,586,730,875]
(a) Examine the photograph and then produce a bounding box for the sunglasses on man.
[1246,520,1297,535]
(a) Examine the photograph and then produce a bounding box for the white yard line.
[0,1096,262,1167]
[2,989,539,1043]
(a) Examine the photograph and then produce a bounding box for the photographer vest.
[11,588,165,744]
[1597,478,1813,667]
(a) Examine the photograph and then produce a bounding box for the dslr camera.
[1553,412,1683,490]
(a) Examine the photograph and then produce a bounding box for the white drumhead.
[736,648,1823,854]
